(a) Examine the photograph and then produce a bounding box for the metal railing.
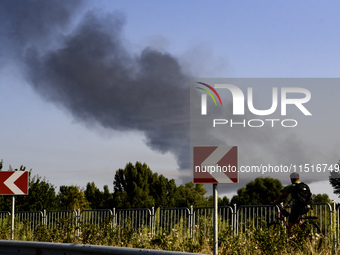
[0,211,10,220]
[45,210,78,229]
[156,207,192,236]
[80,209,113,227]
[0,202,338,240]
[236,204,279,234]
[307,202,332,235]
[194,206,234,237]
[115,208,153,231]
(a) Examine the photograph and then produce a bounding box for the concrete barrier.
[0,240,206,255]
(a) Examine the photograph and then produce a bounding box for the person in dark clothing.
[273,172,311,235]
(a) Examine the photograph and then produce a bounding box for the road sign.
[193,146,238,183]
[0,171,29,195]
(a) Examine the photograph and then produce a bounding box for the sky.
[0,0,340,202]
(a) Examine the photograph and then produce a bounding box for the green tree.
[312,193,331,203]
[113,162,178,208]
[174,182,208,207]
[85,182,103,209]
[329,161,340,197]
[113,162,155,208]
[101,185,114,209]
[219,196,230,206]
[18,174,58,211]
[150,173,177,208]
[205,195,230,207]
[231,177,283,205]
[84,182,113,209]
[57,185,89,210]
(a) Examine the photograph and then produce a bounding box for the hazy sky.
[1,0,340,201]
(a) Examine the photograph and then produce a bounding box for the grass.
[0,216,336,254]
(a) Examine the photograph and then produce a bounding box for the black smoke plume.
[1,1,190,169]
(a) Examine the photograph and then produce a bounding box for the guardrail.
[0,240,206,255]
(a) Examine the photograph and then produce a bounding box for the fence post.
[10,196,15,240]
[42,209,47,226]
[213,184,218,255]
[332,202,337,254]
[75,209,80,239]
[233,203,237,234]
[151,207,155,235]
[112,208,116,226]
[190,205,194,239]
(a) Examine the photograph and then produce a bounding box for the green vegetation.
[231,177,283,206]
[329,161,340,198]
[0,161,332,211]
[0,161,231,211]
[0,215,335,254]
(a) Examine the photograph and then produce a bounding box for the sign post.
[193,146,238,255]
[213,183,218,255]
[0,171,29,240]
[11,196,15,240]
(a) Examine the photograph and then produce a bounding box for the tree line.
[0,161,334,212]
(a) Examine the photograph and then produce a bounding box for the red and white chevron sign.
[193,146,238,183]
[0,171,29,195]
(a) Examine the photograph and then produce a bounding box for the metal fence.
[311,202,333,235]
[45,210,78,229]
[0,202,338,240]
[236,204,279,233]
[194,206,234,237]
[81,209,113,226]
[157,207,192,236]
[115,208,153,233]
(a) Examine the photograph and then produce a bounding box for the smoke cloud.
[1,1,191,169]
[0,0,82,61]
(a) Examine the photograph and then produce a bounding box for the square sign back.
[193,146,238,183]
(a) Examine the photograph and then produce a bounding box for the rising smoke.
[0,0,82,61]
[1,0,191,169]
